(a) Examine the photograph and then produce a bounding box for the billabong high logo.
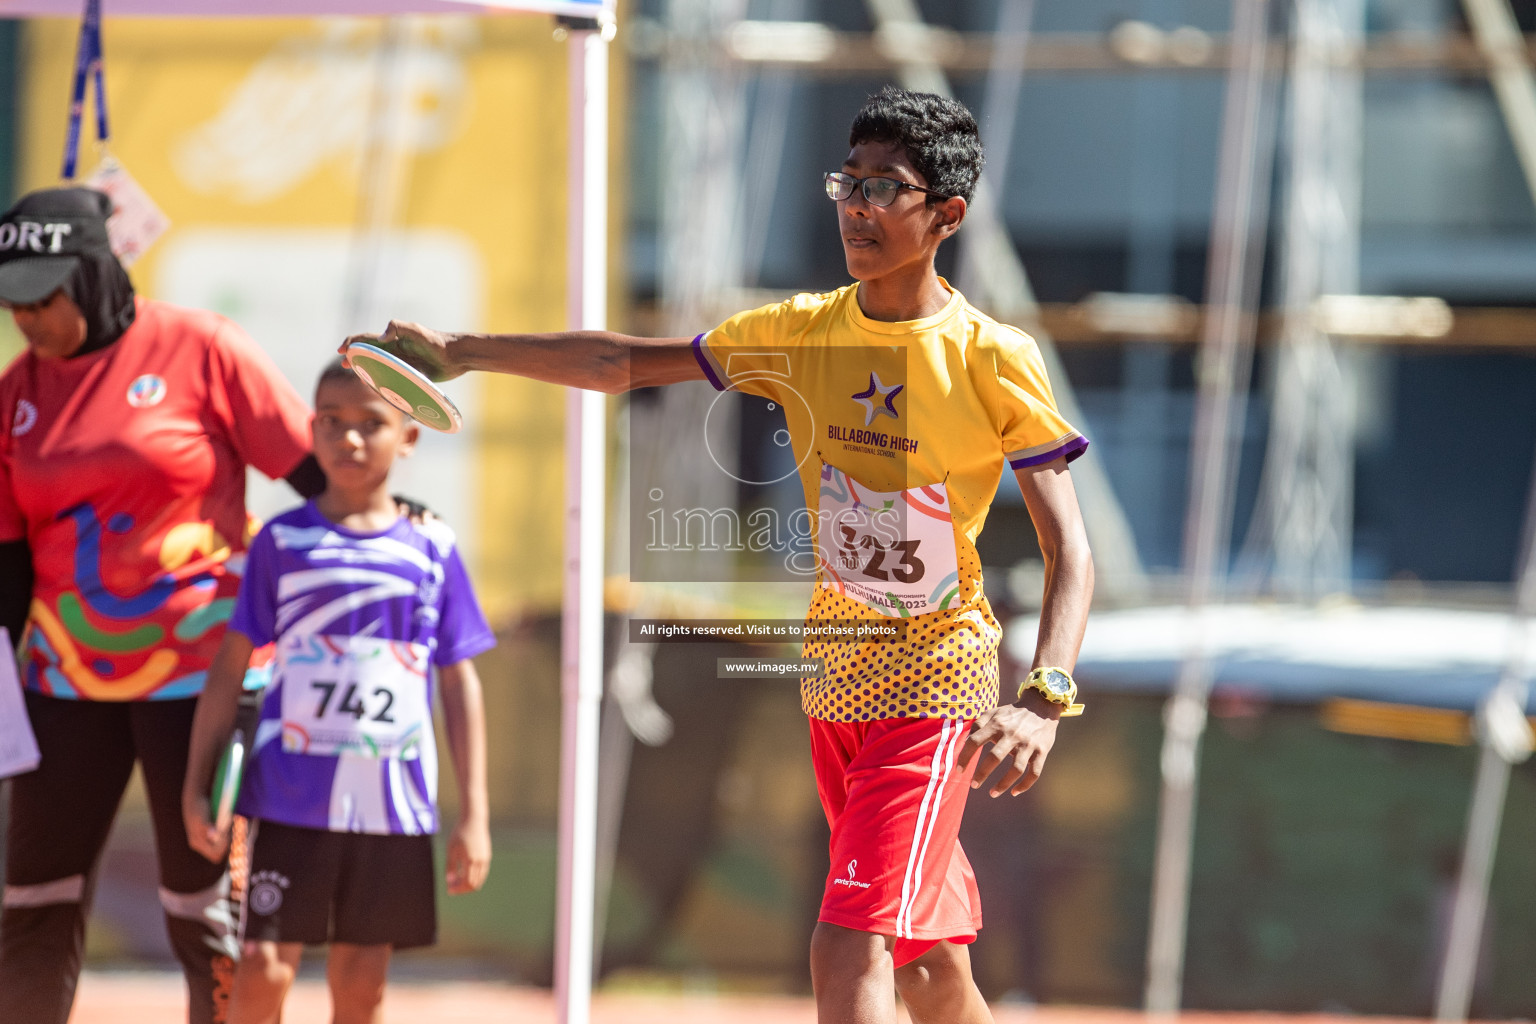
[127,374,167,408]
[833,858,872,889]
[851,373,902,427]
[11,400,36,438]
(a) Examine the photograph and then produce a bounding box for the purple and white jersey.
[230,502,494,835]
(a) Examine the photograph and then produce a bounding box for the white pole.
[1435,724,1519,1020]
[1144,0,1275,1012]
[556,22,609,1024]
[1432,4,1536,1016]
[1434,461,1536,1020]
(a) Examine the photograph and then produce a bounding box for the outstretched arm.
[956,456,1094,796]
[342,321,707,395]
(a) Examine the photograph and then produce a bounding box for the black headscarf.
[59,243,136,357]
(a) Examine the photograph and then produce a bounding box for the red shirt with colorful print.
[0,298,311,700]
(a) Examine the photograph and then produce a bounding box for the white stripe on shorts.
[905,722,965,938]
[895,719,963,939]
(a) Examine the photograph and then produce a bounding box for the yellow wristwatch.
[1018,666,1084,717]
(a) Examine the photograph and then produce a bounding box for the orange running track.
[67,971,1443,1024]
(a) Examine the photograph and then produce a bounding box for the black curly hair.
[847,86,984,204]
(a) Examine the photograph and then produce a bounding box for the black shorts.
[240,820,437,949]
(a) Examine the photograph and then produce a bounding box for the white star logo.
[851,372,903,427]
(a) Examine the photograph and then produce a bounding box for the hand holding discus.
[210,728,246,837]
[183,727,245,863]
[342,321,466,434]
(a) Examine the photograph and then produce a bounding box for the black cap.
[0,188,114,305]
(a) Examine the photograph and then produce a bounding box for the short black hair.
[315,356,405,423]
[848,86,984,204]
[315,356,358,402]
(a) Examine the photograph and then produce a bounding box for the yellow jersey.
[693,281,1086,722]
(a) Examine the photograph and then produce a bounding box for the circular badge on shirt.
[126,374,167,408]
[11,399,37,438]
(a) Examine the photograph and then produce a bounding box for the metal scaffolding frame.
[1240,0,1364,600]
[1143,0,1280,1010]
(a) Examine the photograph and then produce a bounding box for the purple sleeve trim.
[691,333,729,392]
[1009,435,1089,470]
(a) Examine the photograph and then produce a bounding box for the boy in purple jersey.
[182,359,495,1024]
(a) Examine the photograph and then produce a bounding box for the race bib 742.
[277,634,431,759]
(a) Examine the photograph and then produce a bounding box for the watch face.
[1044,669,1073,696]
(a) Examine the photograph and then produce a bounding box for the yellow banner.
[17,14,626,619]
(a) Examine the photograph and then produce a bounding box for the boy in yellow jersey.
[345,86,1094,1024]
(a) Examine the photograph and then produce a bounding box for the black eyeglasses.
[824,171,951,207]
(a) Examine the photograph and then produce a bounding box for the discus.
[345,341,463,434]
[210,728,246,836]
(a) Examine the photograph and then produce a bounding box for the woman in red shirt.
[0,187,322,1024]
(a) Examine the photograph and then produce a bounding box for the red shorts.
[810,715,982,968]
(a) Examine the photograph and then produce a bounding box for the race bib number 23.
[816,462,961,617]
[278,634,431,759]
